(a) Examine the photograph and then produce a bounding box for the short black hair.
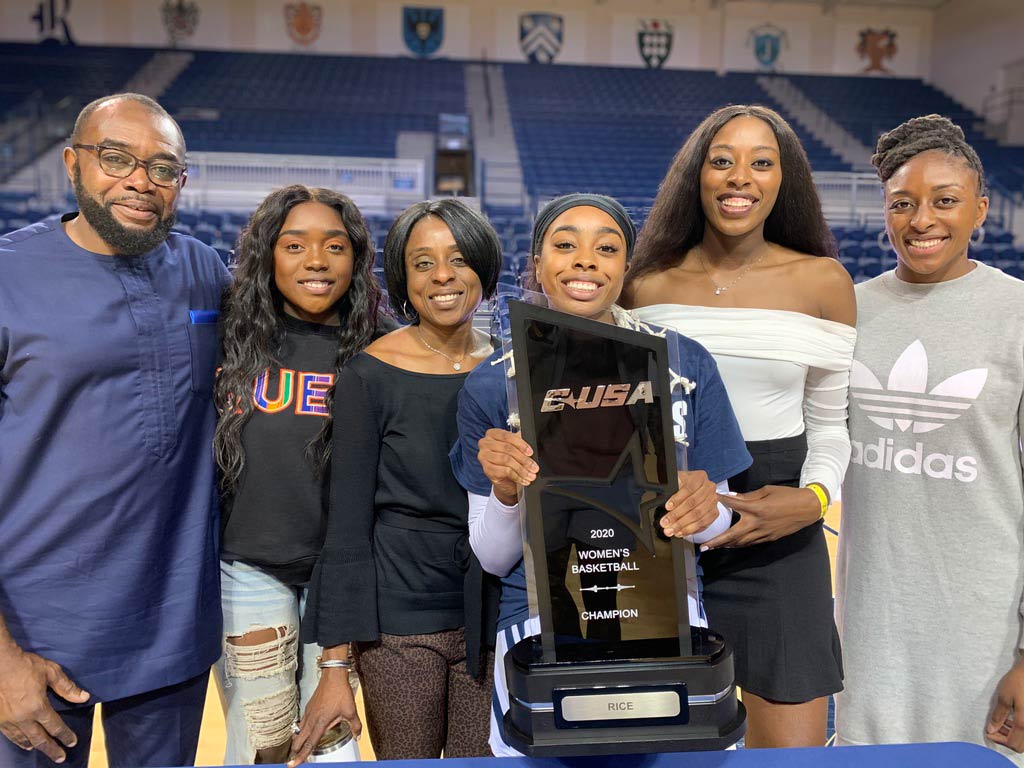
[872,114,985,194]
[71,93,185,154]
[383,199,503,322]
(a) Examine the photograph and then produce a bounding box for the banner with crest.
[403,6,444,57]
[722,16,810,73]
[833,20,923,77]
[1,0,932,76]
[285,2,322,46]
[162,0,200,47]
[373,2,468,59]
[126,0,229,49]
[495,7,585,65]
[609,14,698,69]
[252,0,351,53]
[519,12,562,63]
[637,19,672,69]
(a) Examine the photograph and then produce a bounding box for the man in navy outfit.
[0,94,229,767]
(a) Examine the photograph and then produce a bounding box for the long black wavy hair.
[214,185,383,491]
[625,104,836,293]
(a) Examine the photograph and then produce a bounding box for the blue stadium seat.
[788,74,1024,195]
[0,43,153,122]
[502,63,851,204]
[160,52,466,159]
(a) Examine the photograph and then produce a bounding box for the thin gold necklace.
[699,248,764,296]
[416,327,468,371]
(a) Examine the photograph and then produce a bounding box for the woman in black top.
[213,186,389,765]
[296,199,503,763]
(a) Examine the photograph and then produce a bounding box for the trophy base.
[503,627,745,757]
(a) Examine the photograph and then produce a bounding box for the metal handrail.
[178,152,425,216]
[983,86,1024,125]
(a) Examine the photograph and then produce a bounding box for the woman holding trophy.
[451,193,752,756]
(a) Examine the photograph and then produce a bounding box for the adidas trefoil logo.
[850,340,987,434]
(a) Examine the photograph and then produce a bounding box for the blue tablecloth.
[208,742,1013,768]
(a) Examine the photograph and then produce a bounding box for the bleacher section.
[788,74,1024,194]
[502,64,850,203]
[160,52,466,157]
[0,46,1021,280]
[0,43,153,119]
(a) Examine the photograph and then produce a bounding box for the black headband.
[530,193,637,259]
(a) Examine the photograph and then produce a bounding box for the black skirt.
[699,433,843,703]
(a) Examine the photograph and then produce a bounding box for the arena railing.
[812,172,886,228]
[178,153,425,217]
[983,86,1024,137]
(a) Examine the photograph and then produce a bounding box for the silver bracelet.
[317,658,353,670]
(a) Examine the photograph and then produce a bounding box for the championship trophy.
[498,296,745,756]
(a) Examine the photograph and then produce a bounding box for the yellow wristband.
[805,482,829,519]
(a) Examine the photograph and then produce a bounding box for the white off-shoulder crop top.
[632,305,857,501]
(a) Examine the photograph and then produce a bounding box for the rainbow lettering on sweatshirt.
[253,369,334,416]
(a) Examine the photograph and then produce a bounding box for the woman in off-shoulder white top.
[623,105,856,749]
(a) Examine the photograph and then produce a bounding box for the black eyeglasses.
[73,144,187,187]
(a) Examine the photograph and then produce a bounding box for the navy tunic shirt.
[0,215,229,704]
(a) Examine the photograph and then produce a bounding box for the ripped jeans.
[215,560,360,765]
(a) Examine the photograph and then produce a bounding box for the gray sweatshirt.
[835,262,1024,762]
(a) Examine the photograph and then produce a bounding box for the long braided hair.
[871,113,985,192]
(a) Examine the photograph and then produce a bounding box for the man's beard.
[74,167,176,256]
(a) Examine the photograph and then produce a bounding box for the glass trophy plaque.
[498,297,745,756]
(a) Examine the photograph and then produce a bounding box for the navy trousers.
[0,671,208,768]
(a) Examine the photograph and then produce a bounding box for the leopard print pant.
[355,627,494,759]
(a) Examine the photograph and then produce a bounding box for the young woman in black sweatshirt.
[213,186,391,765]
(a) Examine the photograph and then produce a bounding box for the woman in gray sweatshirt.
[835,114,1024,764]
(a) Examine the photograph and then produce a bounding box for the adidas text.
[850,437,977,483]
